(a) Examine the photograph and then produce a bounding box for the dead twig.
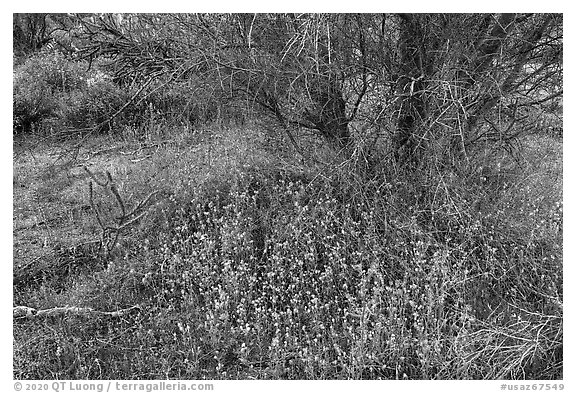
[83,166,160,257]
[13,304,141,320]
[130,155,152,163]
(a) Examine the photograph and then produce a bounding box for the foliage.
[13,12,563,381]
[13,128,562,379]
[13,14,52,59]
[12,51,136,134]
[13,51,251,136]
[59,72,128,132]
[13,51,88,133]
[143,76,245,126]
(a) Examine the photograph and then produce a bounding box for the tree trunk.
[304,79,351,150]
[393,14,428,165]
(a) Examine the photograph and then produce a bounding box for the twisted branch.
[83,166,159,256]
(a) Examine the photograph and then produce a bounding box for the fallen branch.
[130,155,152,163]
[88,145,126,158]
[83,166,160,256]
[13,304,141,320]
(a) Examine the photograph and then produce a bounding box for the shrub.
[13,51,143,134]
[13,125,561,379]
[13,51,88,133]
[143,75,251,127]
[60,75,128,131]
[13,50,252,135]
[126,155,561,379]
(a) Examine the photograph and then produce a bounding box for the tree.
[13,13,79,59]
[66,13,562,165]
[383,13,562,165]
[13,14,51,57]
